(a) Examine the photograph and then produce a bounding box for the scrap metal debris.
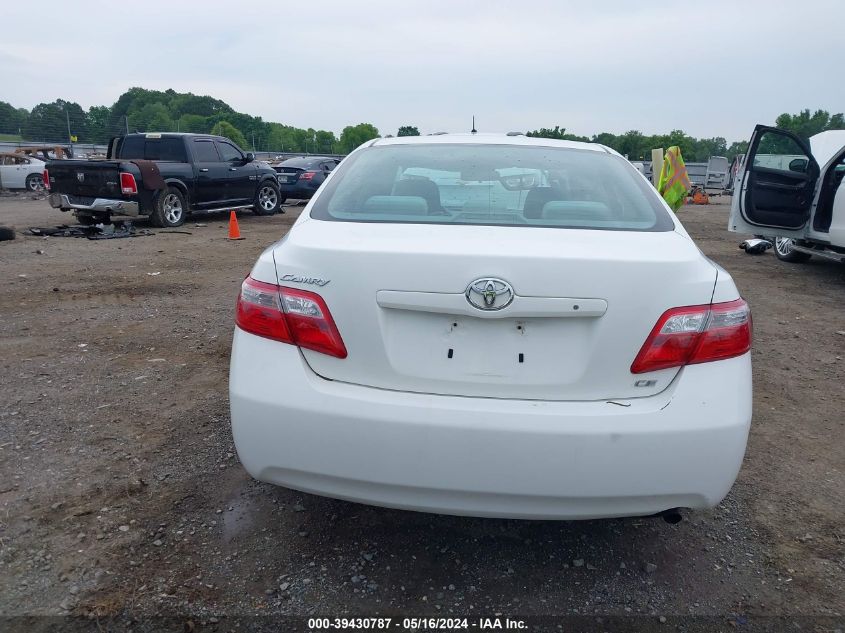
[739,238,772,254]
[27,222,154,240]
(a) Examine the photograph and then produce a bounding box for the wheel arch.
[162,179,190,206]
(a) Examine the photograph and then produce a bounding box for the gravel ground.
[0,194,842,631]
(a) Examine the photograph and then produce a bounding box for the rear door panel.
[729,125,819,238]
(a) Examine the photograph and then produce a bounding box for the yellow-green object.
[657,146,691,211]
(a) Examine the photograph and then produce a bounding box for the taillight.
[631,298,751,374]
[235,277,347,359]
[120,172,138,195]
[43,169,50,190]
[298,171,316,181]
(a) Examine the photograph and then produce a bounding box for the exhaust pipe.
[660,508,683,524]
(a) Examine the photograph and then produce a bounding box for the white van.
[729,125,845,263]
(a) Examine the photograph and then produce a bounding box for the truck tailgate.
[47,160,122,198]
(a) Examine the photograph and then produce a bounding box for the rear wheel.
[151,187,186,227]
[774,237,812,263]
[26,174,44,192]
[253,181,281,216]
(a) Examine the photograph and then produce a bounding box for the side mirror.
[244,152,255,163]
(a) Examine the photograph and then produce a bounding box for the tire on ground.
[150,186,187,228]
[774,237,812,263]
[25,174,43,192]
[253,180,281,216]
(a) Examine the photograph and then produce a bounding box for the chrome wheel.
[775,237,794,257]
[163,193,183,224]
[258,185,277,211]
[774,236,812,263]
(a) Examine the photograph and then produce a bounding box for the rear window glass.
[117,137,187,162]
[310,144,674,231]
[280,158,321,169]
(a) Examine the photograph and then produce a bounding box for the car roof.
[371,133,614,154]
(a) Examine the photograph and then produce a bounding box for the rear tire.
[150,187,187,227]
[774,237,812,263]
[253,181,280,216]
[26,174,44,192]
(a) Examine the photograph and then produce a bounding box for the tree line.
[526,109,845,162]
[0,88,379,154]
[1,88,841,161]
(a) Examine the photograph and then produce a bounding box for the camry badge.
[465,278,514,311]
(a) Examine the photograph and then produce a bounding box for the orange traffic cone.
[227,211,244,240]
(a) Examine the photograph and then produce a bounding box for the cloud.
[1,0,842,141]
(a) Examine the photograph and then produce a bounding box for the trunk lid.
[272,220,717,401]
[47,160,122,198]
[275,166,304,184]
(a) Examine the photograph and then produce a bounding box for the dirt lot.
[0,195,843,630]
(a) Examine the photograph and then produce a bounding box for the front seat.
[393,178,446,214]
[523,187,564,219]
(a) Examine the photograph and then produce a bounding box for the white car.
[0,153,46,191]
[230,134,753,521]
[729,125,845,263]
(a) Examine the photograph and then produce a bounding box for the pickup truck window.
[193,140,220,162]
[216,141,243,162]
[118,137,187,162]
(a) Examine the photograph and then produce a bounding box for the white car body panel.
[0,155,45,189]
[232,134,752,520]
[231,331,751,520]
[271,221,718,402]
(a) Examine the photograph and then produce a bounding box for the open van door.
[729,125,819,239]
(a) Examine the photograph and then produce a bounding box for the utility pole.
[125,116,129,136]
[66,107,73,151]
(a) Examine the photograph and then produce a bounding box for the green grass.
[0,133,22,142]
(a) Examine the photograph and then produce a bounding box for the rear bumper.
[48,193,139,217]
[230,330,752,520]
[278,181,318,199]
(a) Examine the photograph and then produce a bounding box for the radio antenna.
[471,116,477,134]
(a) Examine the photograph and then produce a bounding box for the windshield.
[310,143,674,231]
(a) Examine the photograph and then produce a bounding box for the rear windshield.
[280,158,321,169]
[310,144,674,231]
[117,137,187,162]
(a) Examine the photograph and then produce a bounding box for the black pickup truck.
[45,133,282,227]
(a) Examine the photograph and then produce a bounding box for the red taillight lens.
[631,299,751,374]
[120,172,138,195]
[298,171,316,181]
[236,278,292,343]
[235,277,347,359]
[43,169,50,190]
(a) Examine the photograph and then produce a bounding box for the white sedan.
[230,133,752,521]
[0,153,46,191]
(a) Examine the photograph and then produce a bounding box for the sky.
[1,0,843,142]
